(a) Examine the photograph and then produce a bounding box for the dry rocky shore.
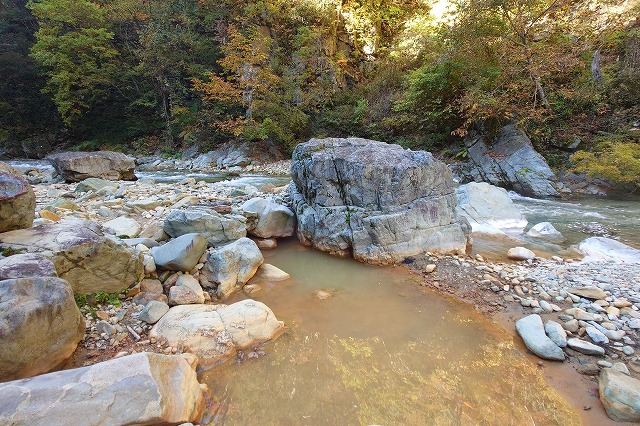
[1,140,639,424]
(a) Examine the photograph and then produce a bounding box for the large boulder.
[455,182,527,235]
[200,237,264,298]
[0,254,56,280]
[599,368,640,422]
[464,124,559,197]
[289,138,469,264]
[0,219,143,294]
[47,151,136,182]
[241,197,295,238]
[164,206,246,246]
[150,300,285,369]
[0,162,35,232]
[0,277,84,381]
[0,352,208,425]
[150,233,207,272]
[578,237,640,263]
[515,314,565,361]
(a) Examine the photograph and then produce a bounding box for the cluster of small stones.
[138,158,292,176]
[435,252,640,372]
[19,169,291,365]
[31,175,287,229]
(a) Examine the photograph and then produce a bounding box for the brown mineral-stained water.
[202,239,582,426]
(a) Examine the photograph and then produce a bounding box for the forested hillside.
[0,0,638,181]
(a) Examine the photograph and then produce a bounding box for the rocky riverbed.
[1,142,640,424]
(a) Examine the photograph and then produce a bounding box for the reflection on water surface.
[203,239,579,425]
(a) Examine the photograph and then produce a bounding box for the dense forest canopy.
[0,0,638,183]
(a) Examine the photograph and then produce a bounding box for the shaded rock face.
[150,233,207,272]
[150,300,285,370]
[0,219,143,294]
[0,162,36,233]
[47,151,136,182]
[0,352,207,425]
[464,124,559,198]
[289,138,469,264]
[0,277,85,381]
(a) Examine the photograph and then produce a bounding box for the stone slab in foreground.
[0,352,208,426]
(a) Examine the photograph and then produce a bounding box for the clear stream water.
[203,239,581,425]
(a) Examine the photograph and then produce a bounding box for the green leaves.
[28,0,119,125]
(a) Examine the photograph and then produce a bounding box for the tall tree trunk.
[160,82,174,148]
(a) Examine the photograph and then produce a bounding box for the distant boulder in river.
[463,124,559,198]
[289,137,470,264]
[47,151,136,182]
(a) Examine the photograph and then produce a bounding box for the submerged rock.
[599,368,640,422]
[515,314,565,361]
[0,352,207,425]
[455,182,527,235]
[0,162,36,233]
[0,277,84,381]
[289,138,469,264]
[526,222,565,243]
[150,300,284,369]
[47,151,136,182]
[0,219,143,294]
[464,124,559,197]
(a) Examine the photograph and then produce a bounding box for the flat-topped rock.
[164,207,246,246]
[289,138,469,264]
[0,253,56,280]
[579,237,640,263]
[0,352,207,425]
[0,162,35,232]
[47,151,136,182]
[150,300,284,369]
[0,218,143,294]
